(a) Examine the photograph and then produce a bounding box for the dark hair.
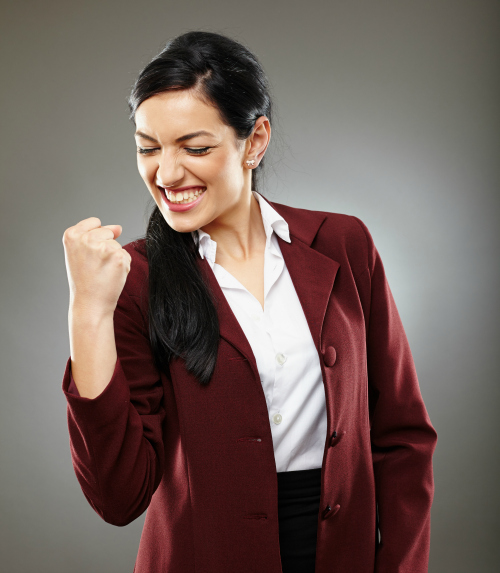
[128,31,273,386]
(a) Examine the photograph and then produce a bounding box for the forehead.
[134,90,230,141]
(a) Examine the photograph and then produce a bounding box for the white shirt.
[195,191,327,472]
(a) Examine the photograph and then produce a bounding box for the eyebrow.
[134,130,216,143]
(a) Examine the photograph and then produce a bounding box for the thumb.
[102,224,122,238]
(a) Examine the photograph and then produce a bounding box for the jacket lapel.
[277,235,340,353]
[197,257,260,379]
[269,201,341,352]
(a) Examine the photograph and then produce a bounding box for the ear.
[245,116,271,166]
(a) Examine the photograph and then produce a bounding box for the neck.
[200,190,266,262]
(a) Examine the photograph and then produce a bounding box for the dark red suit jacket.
[62,200,438,572]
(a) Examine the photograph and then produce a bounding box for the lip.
[159,186,206,212]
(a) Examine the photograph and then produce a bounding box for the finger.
[102,224,122,239]
[74,217,103,233]
[86,227,119,243]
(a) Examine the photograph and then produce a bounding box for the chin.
[161,212,200,234]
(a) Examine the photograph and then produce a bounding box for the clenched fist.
[62,217,132,317]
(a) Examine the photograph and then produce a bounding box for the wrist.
[69,298,115,324]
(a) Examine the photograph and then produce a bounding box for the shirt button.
[272,413,282,425]
[275,353,287,365]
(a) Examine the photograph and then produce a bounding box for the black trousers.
[277,467,322,573]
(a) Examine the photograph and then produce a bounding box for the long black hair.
[128,31,273,386]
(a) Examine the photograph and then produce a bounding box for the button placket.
[264,239,284,299]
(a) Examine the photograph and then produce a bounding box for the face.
[134,90,254,234]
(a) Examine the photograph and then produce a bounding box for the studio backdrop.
[0,1,498,572]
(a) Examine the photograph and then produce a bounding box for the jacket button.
[330,429,345,447]
[323,346,337,367]
[322,503,341,519]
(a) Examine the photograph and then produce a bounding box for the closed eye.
[137,146,212,156]
[137,147,159,155]
[185,147,211,155]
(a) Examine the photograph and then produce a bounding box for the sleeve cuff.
[67,366,81,396]
[61,356,131,429]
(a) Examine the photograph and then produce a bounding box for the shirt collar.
[194,191,291,264]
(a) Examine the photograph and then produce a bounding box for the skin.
[134,89,271,308]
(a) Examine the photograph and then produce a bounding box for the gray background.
[1,0,498,571]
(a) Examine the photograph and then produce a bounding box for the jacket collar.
[261,195,326,247]
[197,194,341,384]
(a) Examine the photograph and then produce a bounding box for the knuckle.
[81,232,91,247]
[63,227,76,244]
[108,241,121,254]
[96,240,109,256]
[87,216,101,226]
[113,251,127,267]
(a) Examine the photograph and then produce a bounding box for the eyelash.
[137,147,211,156]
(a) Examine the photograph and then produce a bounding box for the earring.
[246,159,256,167]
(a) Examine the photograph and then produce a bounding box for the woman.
[62,31,438,573]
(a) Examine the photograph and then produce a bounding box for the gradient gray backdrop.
[1,1,498,571]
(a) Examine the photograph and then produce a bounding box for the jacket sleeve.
[61,282,166,527]
[353,217,438,573]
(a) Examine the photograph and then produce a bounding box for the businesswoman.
[62,31,437,573]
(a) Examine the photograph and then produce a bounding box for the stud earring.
[245,159,256,167]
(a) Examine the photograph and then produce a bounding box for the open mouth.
[158,185,207,212]
[160,186,207,205]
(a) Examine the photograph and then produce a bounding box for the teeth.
[165,187,205,204]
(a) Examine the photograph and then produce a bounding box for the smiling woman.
[61,30,437,573]
[127,34,273,386]
[134,90,269,229]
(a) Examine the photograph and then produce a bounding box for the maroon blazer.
[62,200,438,573]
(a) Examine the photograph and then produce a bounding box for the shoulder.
[124,237,147,260]
[315,210,375,277]
[270,200,374,278]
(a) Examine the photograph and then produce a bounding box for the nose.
[156,151,185,188]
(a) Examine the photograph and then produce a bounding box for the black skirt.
[277,467,322,573]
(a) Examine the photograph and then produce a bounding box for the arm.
[62,280,166,527]
[68,305,117,399]
[353,217,438,572]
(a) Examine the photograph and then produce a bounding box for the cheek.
[199,151,242,186]
[137,159,155,185]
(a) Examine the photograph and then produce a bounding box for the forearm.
[68,301,117,399]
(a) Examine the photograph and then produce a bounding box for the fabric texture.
[62,198,438,573]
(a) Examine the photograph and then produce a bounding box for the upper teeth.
[165,187,205,204]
